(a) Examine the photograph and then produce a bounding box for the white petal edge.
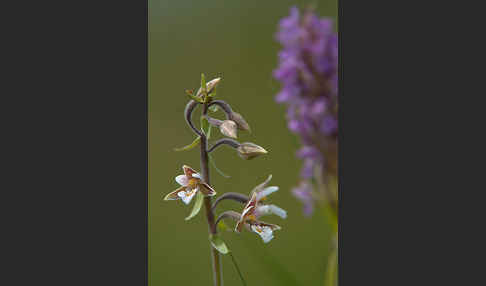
[241,205,254,218]
[251,225,274,243]
[268,205,287,219]
[175,175,189,186]
[192,173,201,179]
[257,186,279,201]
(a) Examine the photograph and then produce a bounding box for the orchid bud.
[229,111,251,132]
[219,120,238,139]
[196,77,221,97]
[237,142,268,160]
[205,116,223,128]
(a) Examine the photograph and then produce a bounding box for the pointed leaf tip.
[185,191,204,221]
[208,153,231,178]
[210,234,230,254]
[174,136,201,151]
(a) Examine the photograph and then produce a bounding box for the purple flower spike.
[292,182,314,217]
[274,7,338,216]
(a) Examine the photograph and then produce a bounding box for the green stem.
[324,243,338,286]
[229,252,247,286]
[200,103,223,286]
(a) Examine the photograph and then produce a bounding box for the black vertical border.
[3,0,148,284]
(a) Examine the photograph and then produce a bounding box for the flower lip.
[178,186,198,205]
[251,225,273,243]
[248,220,281,243]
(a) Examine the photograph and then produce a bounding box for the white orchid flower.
[234,175,286,243]
[164,165,216,205]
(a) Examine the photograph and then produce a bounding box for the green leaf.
[186,93,204,103]
[206,122,212,139]
[209,153,230,178]
[204,91,216,103]
[209,234,229,254]
[200,73,207,95]
[185,191,204,221]
[217,220,231,232]
[173,136,201,152]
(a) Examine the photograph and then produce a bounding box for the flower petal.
[163,186,186,201]
[200,182,216,196]
[235,205,254,233]
[256,186,279,201]
[243,192,258,212]
[175,175,189,186]
[251,175,273,193]
[192,173,202,179]
[235,192,258,233]
[178,186,198,205]
[255,220,281,231]
[268,205,287,219]
[250,224,275,243]
[182,165,198,178]
[241,205,254,217]
[255,204,287,219]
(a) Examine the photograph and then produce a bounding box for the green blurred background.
[149,1,337,285]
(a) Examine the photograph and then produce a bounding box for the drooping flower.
[234,175,286,243]
[164,165,216,205]
[234,203,281,243]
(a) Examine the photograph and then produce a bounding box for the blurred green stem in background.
[229,252,247,286]
[324,242,338,286]
[320,176,338,286]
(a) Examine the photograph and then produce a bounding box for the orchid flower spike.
[164,165,216,205]
[234,175,286,243]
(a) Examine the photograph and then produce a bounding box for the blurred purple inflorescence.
[274,7,338,216]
